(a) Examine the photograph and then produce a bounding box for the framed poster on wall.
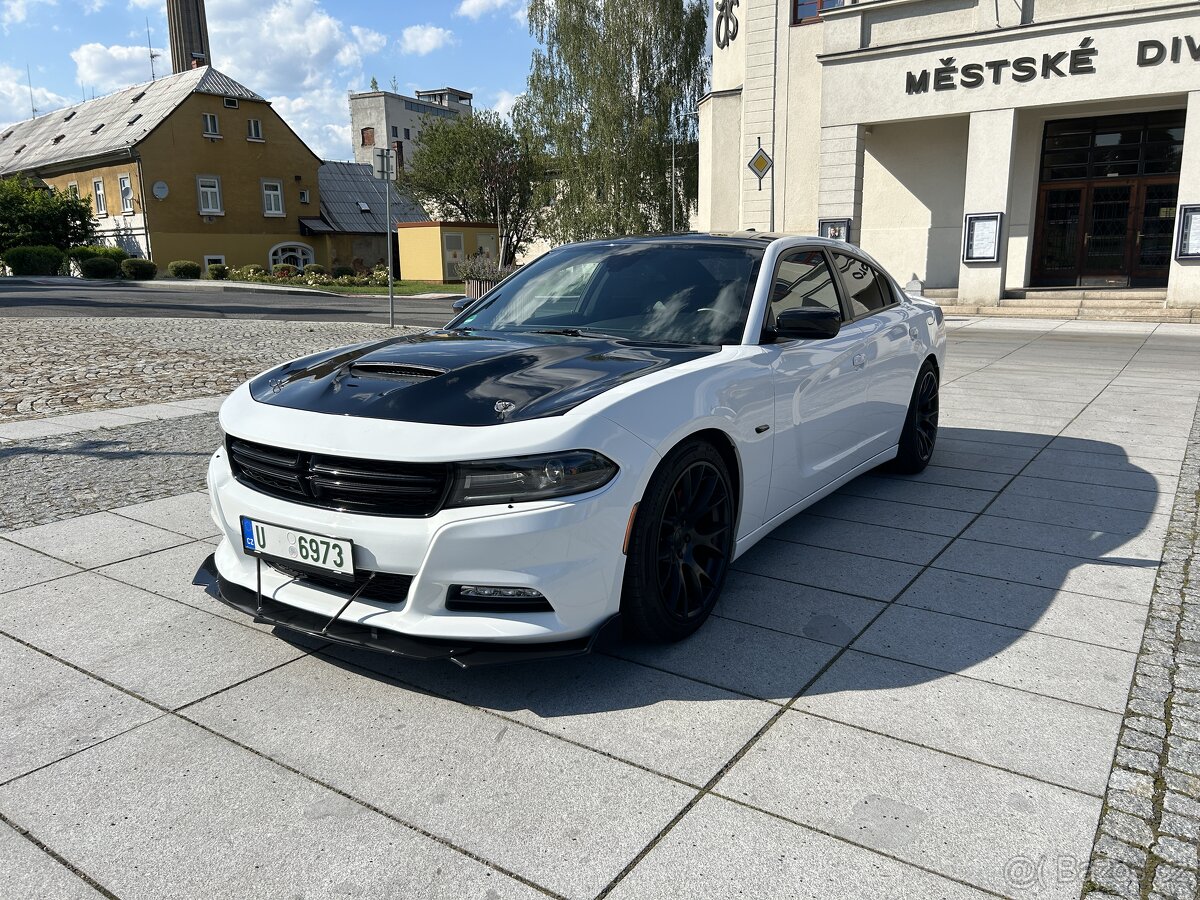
[962,212,1002,264]
[1175,204,1200,260]
[818,218,852,242]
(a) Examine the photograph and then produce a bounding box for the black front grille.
[268,559,414,605]
[227,436,451,517]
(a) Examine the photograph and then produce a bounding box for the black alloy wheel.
[622,440,734,642]
[892,361,939,474]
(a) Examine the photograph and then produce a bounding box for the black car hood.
[249,330,716,426]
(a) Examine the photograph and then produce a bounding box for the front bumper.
[206,434,649,651]
[195,554,619,667]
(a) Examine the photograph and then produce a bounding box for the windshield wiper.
[529,327,619,339]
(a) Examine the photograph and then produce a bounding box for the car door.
[762,246,878,521]
[830,250,922,453]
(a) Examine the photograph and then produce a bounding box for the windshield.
[450,242,763,345]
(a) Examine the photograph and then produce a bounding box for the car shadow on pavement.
[268,426,1159,715]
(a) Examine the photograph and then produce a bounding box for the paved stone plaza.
[1,316,1198,899]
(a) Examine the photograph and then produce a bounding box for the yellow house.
[396,221,500,282]
[0,66,324,270]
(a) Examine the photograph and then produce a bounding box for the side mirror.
[772,307,841,341]
[450,295,474,312]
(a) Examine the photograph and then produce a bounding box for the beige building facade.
[699,0,1200,306]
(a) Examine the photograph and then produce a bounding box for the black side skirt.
[193,553,616,668]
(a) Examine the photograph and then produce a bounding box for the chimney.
[168,0,211,74]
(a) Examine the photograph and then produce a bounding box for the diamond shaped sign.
[747,147,773,180]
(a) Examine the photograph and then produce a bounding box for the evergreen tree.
[370,76,379,91]
[523,0,708,242]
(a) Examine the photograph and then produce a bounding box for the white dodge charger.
[204,233,946,666]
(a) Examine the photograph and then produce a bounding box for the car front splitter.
[193,553,617,668]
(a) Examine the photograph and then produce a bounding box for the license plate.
[240,516,354,576]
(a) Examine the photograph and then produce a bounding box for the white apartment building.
[349,87,473,170]
[699,0,1200,307]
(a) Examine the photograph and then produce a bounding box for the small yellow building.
[0,66,325,270]
[396,221,500,282]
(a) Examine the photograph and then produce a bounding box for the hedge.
[121,258,158,280]
[272,263,299,277]
[167,259,202,279]
[68,245,129,265]
[4,245,65,276]
[80,256,120,279]
[207,263,229,280]
[331,265,356,278]
[303,263,327,276]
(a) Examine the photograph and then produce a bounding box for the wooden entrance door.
[1032,179,1178,287]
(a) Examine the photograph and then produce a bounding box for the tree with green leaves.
[370,76,379,91]
[0,174,96,258]
[398,108,543,267]
[522,0,708,242]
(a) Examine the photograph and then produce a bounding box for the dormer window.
[1,130,12,142]
[91,123,105,134]
[51,134,65,144]
[63,110,76,122]
[131,91,146,103]
[13,144,25,155]
[128,113,142,125]
[358,201,370,212]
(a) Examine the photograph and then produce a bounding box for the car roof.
[562,232,861,253]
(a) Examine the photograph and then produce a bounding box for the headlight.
[445,450,618,507]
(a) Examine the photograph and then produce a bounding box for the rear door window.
[831,252,894,318]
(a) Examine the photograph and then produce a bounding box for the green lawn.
[308,281,459,296]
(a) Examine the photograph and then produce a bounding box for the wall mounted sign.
[818,218,851,242]
[715,0,738,50]
[1175,204,1200,260]
[963,212,1002,263]
[747,141,772,190]
[905,33,1200,95]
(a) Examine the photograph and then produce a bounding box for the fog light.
[457,585,545,599]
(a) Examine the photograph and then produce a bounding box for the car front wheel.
[621,439,734,642]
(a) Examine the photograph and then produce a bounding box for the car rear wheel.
[621,440,734,642]
[891,360,939,474]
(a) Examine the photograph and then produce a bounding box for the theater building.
[698,0,1200,308]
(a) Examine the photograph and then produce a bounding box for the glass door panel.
[1035,188,1083,285]
[1132,181,1177,286]
[1082,185,1133,279]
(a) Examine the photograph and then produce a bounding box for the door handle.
[852,353,867,369]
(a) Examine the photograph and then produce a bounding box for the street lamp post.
[373,146,396,328]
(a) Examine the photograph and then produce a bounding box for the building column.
[1168,91,1200,309]
[958,108,1018,306]
[817,124,866,239]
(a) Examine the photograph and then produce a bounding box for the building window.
[299,189,310,204]
[262,180,285,217]
[67,181,78,196]
[403,127,410,140]
[269,242,314,269]
[92,178,107,216]
[792,0,842,24]
[197,175,223,214]
[204,255,225,268]
[360,126,375,146]
[247,118,263,140]
[390,125,398,138]
[223,97,239,108]
[202,113,220,136]
[118,174,134,213]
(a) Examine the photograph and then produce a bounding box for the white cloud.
[492,89,519,119]
[400,23,454,56]
[456,0,511,18]
[126,0,162,8]
[350,25,386,55]
[0,62,70,123]
[83,0,105,12]
[2,0,54,31]
[70,42,161,93]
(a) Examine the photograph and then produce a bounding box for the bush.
[454,251,513,283]
[80,256,120,279]
[69,245,129,265]
[121,258,157,280]
[206,263,229,280]
[167,259,202,279]
[331,265,355,278]
[303,263,327,276]
[272,263,298,277]
[4,245,64,276]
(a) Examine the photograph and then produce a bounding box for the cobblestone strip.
[0,317,415,421]
[1084,395,1200,900]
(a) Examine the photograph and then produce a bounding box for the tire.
[891,360,939,474]
[621,440,735,642]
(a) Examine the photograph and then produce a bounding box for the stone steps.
[934,303,1200,323]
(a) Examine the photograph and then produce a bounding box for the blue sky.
[1,0,539,159]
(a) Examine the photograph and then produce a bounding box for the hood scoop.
[349,362,448,380]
